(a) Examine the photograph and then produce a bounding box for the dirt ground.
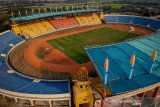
[9,24,154,79]
[106,23,153,35]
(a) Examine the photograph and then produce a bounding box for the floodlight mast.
[150,49,157,74]
[104,58,109,84]
[129,53,136,79]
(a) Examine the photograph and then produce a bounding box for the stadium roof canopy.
[86,32,160,95]
[10,9,100,21]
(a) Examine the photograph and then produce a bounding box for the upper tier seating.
[105,15,160,30]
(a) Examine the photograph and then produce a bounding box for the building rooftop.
[86,32,160,95]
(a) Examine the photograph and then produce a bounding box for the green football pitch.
[48,27,139,64]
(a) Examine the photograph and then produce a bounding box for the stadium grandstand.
[85,15,160,106]
[13,14,101,38]
[1,2,160,107]
[105,15,160,30]
[0,3,103,107]
[11,3,102,38]
[0,31,71,107]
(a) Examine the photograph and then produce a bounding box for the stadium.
[0,1,160,107]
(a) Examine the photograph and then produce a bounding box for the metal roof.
[86,32,160,94]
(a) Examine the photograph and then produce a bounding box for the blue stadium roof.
[11,9,100,21]
[0,31,70,95]
[86,32,160,95]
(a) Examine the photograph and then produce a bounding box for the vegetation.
[102,3,127,9]
[48,27,139,64]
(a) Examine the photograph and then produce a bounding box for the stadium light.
[129,52,136,79]
[149,49,157,74]
[104,58,109,84]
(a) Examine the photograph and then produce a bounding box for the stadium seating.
[80,15,91,25]
[19,24,37,37]
[57,19,67,28]
[66,17,79,27]
[74,15,85,25]
[34,21,49,33]
[48,18,64,29]
[105,15,160,30]
[92,13,102,24]
[74,14,101,26]
[0,31,70,96]
[25,23,42,35]
[48,17,80,30]
[62,17,79,28]
[17,14,101,38]
[0,31,24,55]
[117,16,134,23]
[41,20,56,32]
[62,18,71,27]
[105,15,118,22]
[19,20,56,38]
[86,14,94,24]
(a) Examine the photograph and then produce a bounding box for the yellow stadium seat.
[92,13,101,24]
[80,15,90,25]
[25,23,41,35]
[41,20,56,32]
[34,21,48,33]
[19,25,36,37]
[74,15,84,25]
[85,14,94,25]
[18,20,56,38]
[74,14,101,26]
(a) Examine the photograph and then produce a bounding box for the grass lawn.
[48,27,139,64]
[104,4,127,9]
